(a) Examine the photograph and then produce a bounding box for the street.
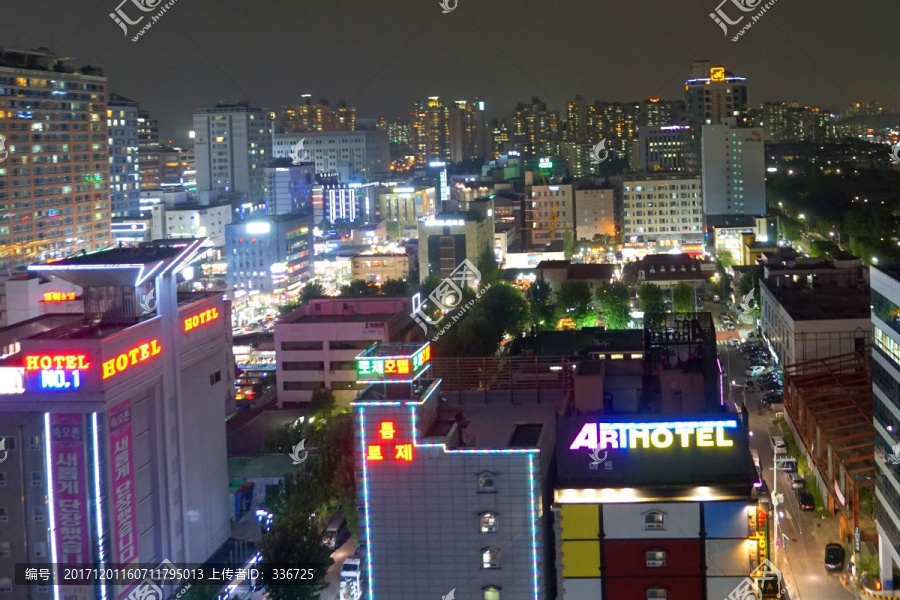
[711,300,860,600]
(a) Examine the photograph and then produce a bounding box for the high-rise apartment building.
[701,124,765,218]
[264,162,315,216]
[107,94,141,217]
[637,125,691,172]
[412,97,450,165]
[271,130,389,180]
[193,100,272,204]
[137,109,161,189]
[448,98,489,162]
[622,174,703,249]
[685,61,749,169]
[0,48,111,269]
[280,95,356,132]
[225,214,314,295]
[755,102,836,143]
[574,185,616,241]
[512,97,560,157]
[525,180,575,248]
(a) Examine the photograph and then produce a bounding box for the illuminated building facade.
[448,98,489,162]
[377,186,435,225]
[107,94,141,217]
[412,97,451,165]
[525,183,575,248]
[637,125,691,172]
[701,123,765,218]
[351,253,410,285]
[574,186,616,242]
[0,48,112,269]
[554,415,762,600]
[512,97,560,157]
[279,97,356,132]
[274,298,419,404]
[224,214,313,295]
[193,100,272,204]
[313,182,358,224]
[264,163,315,216]
[0,240,234,600]
[137,110,160,189]
[417,212,493,283]
[352,342,551,600]
[756,102,836,143]
[621,174,703,250]
[271,130,389,181]
[685,61,749,170]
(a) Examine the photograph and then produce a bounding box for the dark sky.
[3,0,898,145]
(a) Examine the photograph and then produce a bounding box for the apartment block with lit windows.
[684,61,749,170]
[137,110,160,189]
[622,174,702,250]
[108,93,141,217]
[525,182,575,248]
[0,48,112,269]
[412,97,451,165]
[279,97,356,132]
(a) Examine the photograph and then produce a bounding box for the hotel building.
[0,239,234,600]
[0,48,112,269]
[621,174,703,251]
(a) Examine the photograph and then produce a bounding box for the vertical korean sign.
[109,400,138,573]
[49,413,92,600]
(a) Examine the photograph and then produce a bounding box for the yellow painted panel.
[560,503,599,540]
[562,540,601,577]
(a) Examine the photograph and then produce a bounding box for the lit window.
[478,471,495,493]
[482,547,499,569]
[644,510,665,530]
[647,588,667,599]
[483,586,500,600]
[30,472,42,487]
[646,550,666,567]
[480,512,498,533]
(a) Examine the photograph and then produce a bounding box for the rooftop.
[422,396,559,449]
[764,284,870,321]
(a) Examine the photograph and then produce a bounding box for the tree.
[381,279,409,296]
[476,247,501,286]
[557,281,593,313]
[386,220,402,239]
[258,511,332,600]
[301,281,326,304]
[715,273,733,302]
[477,284,529,338]
[716,249,736,270]
[637,283,666,315]
[672,282,695,313]
[309,388,336,419]
[527,277,558,330]
[340,279,378,296]
[596,282,631,329]
[563,229,574,260]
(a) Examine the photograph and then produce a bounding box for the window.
[30,472,42,487]
[0,507,6,522]
[329,340,374,350]
[646,550,666,567]
[209,370,222,386]
[0,437,14,451]
[29,436,41,451]
[644,510,665,530]
[647,589,667,599]
[33,507,44,522]
[478,471,495,493]
[482,547,499,569]
[0,543,9,557]
[280,341,323,351]
[483,586,500,600]
[480,512,498,533]
[0,473,5,487]
[282,361,325,371]
[283,381,325,391]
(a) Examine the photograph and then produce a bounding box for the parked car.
[713,295,721,303]
[746,365,766,377]
[824,543,845,572]
[761,382,783,393]
[757,478,769,495]
[726,323,737,331]
[729,338,740,347]
[797,491,815,511]
[771,435,788,455]
[762,392,784,405]
[788,473,805,489]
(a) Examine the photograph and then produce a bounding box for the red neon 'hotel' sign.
[102,340,162,379]
[184,307,220,332]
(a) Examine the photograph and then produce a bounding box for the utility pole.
[771,455,794,566]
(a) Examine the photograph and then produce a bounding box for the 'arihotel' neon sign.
[570,420,738,451]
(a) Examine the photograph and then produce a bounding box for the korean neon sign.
[184,306,220,332]
[356,344,431,382]
[42,291,77,302]
[569,420,737,451]
[366,421,413,462]
[25,354,90,390]
[102,340,161,380]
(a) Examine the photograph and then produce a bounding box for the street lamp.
[771,455,795,566]
[830,231,841,247]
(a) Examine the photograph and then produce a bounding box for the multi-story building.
[378,186,435,225]
[280,96,356,132]
[756,102,836,143]
[137,109,161,189]
[352,253,410,284]
[417,212,493,282]
[448,98,489,162]
[637,125,691,172]
[870,266,900,591]
[314,182,358,224]
[412,97,450,165]
[0,48,111,269]
[110,215,152,245]
[0,273,81,327]
[759,255,870,367]
[150,201,232,247]
[274,299,420,403]
[107,94,141,217]
[0,240,234,600]
[621,254,716,292]
[512,97,561,157]
[193,100,272,204]
[701,123,765,218]
[264,162,315,216]
[574,185,616,241]
[225,214,314,295]
[158,146,195,186]
[621,174,703,250]
[272,130,389,181]
[685,61,749,170]
[525,181,575,248]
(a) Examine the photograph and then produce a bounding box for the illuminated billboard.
[355,343,431,383]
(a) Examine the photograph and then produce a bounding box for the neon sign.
[25,355,90,390]
[42,291,77,302]
[102,340,161,380]
[710,66,726,81]
[184,306,220,332]
[366,421,414,462]
[569,420,737,451]
[356,344,431,383]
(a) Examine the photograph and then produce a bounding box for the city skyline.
[1,0,896,143]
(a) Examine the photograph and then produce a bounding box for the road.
[711,301,860,600]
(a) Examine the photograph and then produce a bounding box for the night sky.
[3,0,897,144]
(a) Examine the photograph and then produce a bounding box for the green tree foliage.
[380,279,409,296]
[563,229,574,260]
[557,281,595,326]
[340,279,378,296]
[309,388,336,420]
[596,282,631,329]
[301,281,327,304]
[779,217,802,243]
[672,282,695,313]
[258,511,332,600]
[477,284,529,338]
[476,247,501,286]
[716,249,736,270]
[637,283,666,315]
[385,220,402,239]
[527,277,558,330]
[715,273,733,303]
[809,240,840,258]
[433,284,528,356]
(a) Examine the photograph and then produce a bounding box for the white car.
[745,365,766,377]
[340,557,360,581]
[729,338,740,347]
[788,473,805,489]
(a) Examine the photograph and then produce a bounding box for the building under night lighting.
[0,239,234,600]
